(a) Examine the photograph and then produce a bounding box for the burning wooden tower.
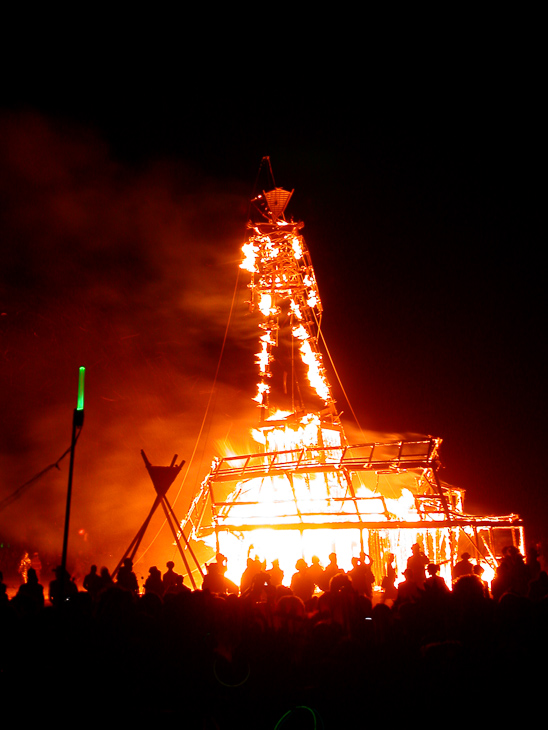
[183,161,523,589]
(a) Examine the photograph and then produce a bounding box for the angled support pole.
[114,451,202,588]
[158,494,203,588]
[112,494,163,578]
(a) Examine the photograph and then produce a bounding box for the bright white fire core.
[201,415,457,591]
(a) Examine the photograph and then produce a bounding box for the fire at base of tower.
[184,172,523,591]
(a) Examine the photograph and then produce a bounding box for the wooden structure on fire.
[183,159,523,583]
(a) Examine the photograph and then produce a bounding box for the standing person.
[144,566,164,597]
[30,552,42,583]
[349,555,375,598]
[162,561,182,594]
[308,555,325,592]
[290,559,315,603]
[406,543,429,588]
[381,552,398,602]
[116,558,139,596]
[361,553,376,598]
[266,559,284,587]
[526,544,542,582]
[452,552,475,584]
[473,564,491,598]
[83,565,103,601]
[202,560,238,595]
[98,567,114,594]
[0,571,8,608]
[18,552,31,584]
[394,568,422,608]
[49,566,78,606]
[491,545,529,599]
[323,552,343,591]
[424,563,449,594]
[166,573,191,595]
[14,567,44,612]
[202,561,225,594]
[240,557,262,595]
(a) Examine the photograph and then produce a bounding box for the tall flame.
[191,183,524,597]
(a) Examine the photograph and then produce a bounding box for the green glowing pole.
[76,366,85,412]
[60,367,85,600]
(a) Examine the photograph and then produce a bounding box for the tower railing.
[206,437,440,484]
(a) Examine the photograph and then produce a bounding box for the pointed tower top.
[251,187,294,223]
[264,188,293,220]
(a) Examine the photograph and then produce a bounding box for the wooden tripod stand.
[113,450,203,589]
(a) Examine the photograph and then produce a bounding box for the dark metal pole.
[59,407,83,600]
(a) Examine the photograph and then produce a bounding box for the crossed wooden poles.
[113,450,203,589]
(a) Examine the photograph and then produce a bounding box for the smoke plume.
[0,111,259,579]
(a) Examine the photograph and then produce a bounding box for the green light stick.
[77,366,85,411]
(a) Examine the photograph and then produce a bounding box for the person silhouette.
[83,565,103,600]
[116,558,139,595]
[394,567,423,608]
[308,555,325,592]
[266,559,284,587]
[14,567,45,612]
[162,561,183,594]
[290,559,315,603]
[0,572,8,608]
[49,566,78,606]
[349,555,375,598]
[322,553,343,592]
[424,563,449,594]
[144,566,164,597]
[452,552,474,583]
[406,543,429,588]
[98,566,114,593]
[381,552,398,602]
[202,558,239,596]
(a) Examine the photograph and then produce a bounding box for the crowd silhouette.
[1,542,546,725]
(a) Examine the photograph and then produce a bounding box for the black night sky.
[0,27,545,576]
